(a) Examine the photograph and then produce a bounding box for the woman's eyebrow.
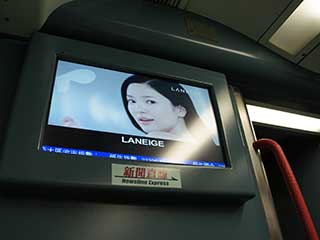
[142,96,157,98]
[126,95,134,98]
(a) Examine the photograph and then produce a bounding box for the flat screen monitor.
[0,33,255,202]
[42,60,226,168]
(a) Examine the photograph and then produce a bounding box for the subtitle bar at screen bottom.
[41,145,226,168]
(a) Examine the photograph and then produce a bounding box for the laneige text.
[121,136,165,147]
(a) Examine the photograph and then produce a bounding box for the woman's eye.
[127,99,135,104]
[146,100,156,104]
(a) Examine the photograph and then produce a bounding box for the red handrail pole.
[253,138,319,240]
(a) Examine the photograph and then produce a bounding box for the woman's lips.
[138,117,154,125]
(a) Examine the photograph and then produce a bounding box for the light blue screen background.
[48,60,220,145]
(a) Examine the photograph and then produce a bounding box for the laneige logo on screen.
[121,136,165,147]
[171,86,189,93]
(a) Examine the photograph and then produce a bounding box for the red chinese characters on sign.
[123,167,135,178]
[135,167,146,178]
[157,169,168,180]
[123,166,169,180]
[147,168,156,179]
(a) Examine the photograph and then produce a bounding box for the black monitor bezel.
[0,32,255,202]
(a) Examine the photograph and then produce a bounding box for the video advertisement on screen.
[41,60,226,168]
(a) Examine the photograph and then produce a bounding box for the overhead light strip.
[246,104,320,133]
[269,0,320,55]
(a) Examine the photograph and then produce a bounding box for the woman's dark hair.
[121,74,209,139]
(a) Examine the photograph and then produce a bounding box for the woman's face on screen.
[126,83,183,134]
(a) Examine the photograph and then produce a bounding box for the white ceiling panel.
[299,45,320,74]
[185,0,292,41]
[258,0,320,63]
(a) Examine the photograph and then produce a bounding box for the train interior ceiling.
[1,0,320,240]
